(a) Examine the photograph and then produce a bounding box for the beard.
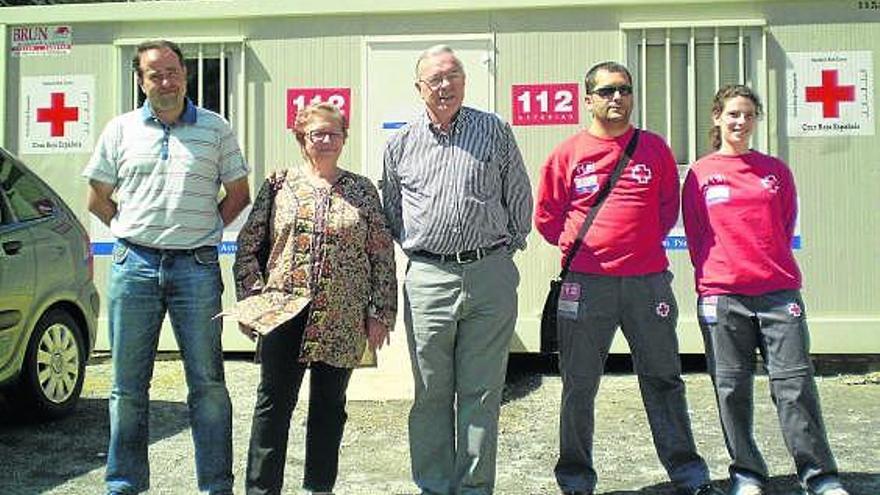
[149,92,183,112]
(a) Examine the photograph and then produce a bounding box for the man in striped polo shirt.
[382,45,533,495]
[83,40,250,495]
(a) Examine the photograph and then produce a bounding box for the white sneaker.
[731,483,762,495]
[815,488,849,495]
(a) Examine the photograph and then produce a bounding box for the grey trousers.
[698,290,842,493]
[555,271,710,494]
[403,251,519,495]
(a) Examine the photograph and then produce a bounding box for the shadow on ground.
[0,397,190,494]
[502,353,549,404]
[601,472,880,494]
[501,353,880,406]
[501,353,707,404]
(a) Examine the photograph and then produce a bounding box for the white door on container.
[363,37,494,181]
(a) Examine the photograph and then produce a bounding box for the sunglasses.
[591,84,633,98]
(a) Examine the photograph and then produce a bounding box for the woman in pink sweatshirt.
[682,85,847,495]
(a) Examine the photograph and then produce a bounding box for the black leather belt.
[411,245,503,264]
[121,238,214,256]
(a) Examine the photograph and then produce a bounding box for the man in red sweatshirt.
[534,61,721,495]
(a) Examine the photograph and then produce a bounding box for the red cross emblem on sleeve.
[805,70,855,119]
[36,92,80,137]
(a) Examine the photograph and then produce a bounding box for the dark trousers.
[555,271,709,494]
[245,312,353,495]
[698,290,840,493]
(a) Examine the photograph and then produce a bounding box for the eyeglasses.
[307,130,344,143]
[591,84,633,98]
[419,71,464,90]
[145,68,183,83]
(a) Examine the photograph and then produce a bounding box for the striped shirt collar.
[140,97,198,125]
[420,106,473,137]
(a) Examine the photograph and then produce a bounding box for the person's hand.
[239,323,258,342]
[366,317,389,351]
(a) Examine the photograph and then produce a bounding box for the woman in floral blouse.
[233,102,397,495]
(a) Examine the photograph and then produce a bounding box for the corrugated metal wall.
[3,0,877,353]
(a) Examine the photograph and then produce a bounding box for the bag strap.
[557,129,640,280]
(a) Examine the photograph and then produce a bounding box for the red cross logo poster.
[19,75,94,154]
[786,51,874,137]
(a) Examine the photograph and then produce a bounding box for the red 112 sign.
[286,87,351,129]
[512,83,579,126]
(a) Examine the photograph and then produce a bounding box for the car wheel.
[15,309,86,419]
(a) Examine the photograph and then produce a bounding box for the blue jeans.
[105,239,233,494]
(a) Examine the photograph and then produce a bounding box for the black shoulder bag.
[540,129,640,353]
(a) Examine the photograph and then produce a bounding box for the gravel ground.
[1,356,878,495]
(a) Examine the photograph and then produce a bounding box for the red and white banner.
[286,87,351,129]
[786,51,874,137]
[511,83,579,126]
[10,25,73,57]
[19,75,94,154]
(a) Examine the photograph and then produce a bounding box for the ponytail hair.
[709,84,763,151]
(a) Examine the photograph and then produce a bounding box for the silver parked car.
[0,146,99,419]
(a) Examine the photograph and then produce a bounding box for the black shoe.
[562,491,592,495]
